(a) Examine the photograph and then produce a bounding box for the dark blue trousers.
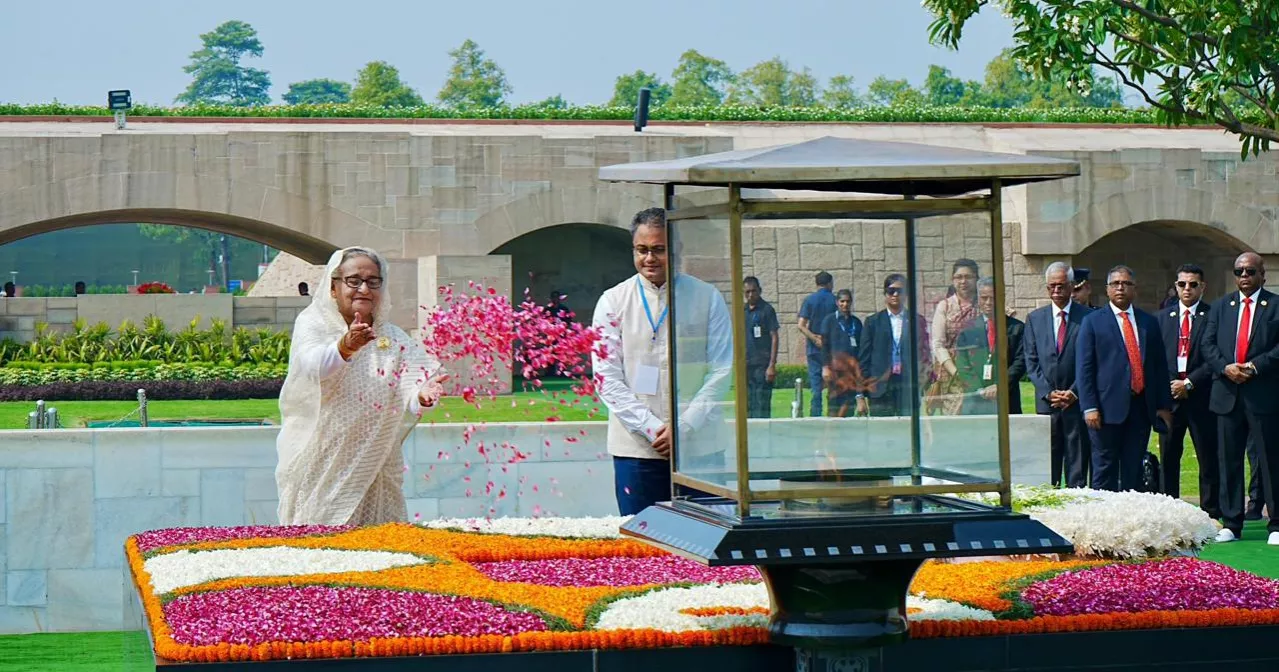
[1089,393,1151,492]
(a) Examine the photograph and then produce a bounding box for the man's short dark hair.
[74,281,86,294]
[836,289,853,301]
[297,282,309,295]
[1107,264,1136,283]
[630,207,666,236]
[815,271,833,287]
[883,274,906,292]
[743,276,761,290]
[1175,263,1205,280]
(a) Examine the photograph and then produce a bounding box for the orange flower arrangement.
[909,559,1106,612]
[125,523,1279,664]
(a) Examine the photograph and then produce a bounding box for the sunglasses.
[1234,268,1260,277]
[1176,281,1200,289]
[885,287,904,296]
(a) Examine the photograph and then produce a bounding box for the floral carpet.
[127,509,1279,664]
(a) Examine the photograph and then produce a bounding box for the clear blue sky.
[0,0,1015,106]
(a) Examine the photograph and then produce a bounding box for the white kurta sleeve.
[294,341,348,380]
[591,291,665,441]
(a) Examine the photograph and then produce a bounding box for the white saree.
[275,249,441,526]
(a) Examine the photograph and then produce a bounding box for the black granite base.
[127,627,1279,671]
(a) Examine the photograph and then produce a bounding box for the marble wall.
[0,415,1050,634]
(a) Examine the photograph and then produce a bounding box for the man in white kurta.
[592,207,733,515]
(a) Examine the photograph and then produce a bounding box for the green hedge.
[5,316,291,366]
[0,361,286,385]
[0,101,1193,125]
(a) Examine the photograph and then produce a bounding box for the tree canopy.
[175,20,271,106]
[282,79,351,105]
[669,50,734,106]
[351,61,424,107]
[437,39,512,108]
[924,0,1279,155]
[609,70,672,107]
[727,57,819,106]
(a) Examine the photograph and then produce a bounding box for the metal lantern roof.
[598,136,1080,196]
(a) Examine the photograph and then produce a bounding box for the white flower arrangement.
[908,595,996,621]
[144,547,429,594]
[594,583,768,632]
[1023,489,1219,559]
[420,516,629,539]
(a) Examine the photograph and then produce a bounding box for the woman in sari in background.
[275,247,447,526]
[927,258,980,415]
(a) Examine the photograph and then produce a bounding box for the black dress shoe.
[1245,503,1264,521]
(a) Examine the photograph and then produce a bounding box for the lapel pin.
[1263,301,1269,307]
[1231,301,1237,306]
[1169,311,1176,317]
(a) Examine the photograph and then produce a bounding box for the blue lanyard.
[638,277,668,341]
[837,315,855,336]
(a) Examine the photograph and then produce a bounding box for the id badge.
[753,325,762,338]
[849,335,857,348]
[892,362,902,375]
[982,363,994,381]
[633,353,660,396]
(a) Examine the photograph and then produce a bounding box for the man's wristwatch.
[1184,380,1194,391]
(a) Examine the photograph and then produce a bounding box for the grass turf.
[0,631,136,671]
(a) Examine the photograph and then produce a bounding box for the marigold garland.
[126,523,1279,664]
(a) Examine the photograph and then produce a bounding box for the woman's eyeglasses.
[1234,268,1260,277]
[338,276,383,290]
[1175,281,1200,289]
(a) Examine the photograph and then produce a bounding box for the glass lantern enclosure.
[602,137,1081,650]
[603,137,1080,521]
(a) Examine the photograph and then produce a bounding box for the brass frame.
[664,189,1014,517]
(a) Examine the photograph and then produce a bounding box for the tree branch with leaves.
[923,0,1279,157]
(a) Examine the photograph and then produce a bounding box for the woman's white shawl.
[275,250,440,526]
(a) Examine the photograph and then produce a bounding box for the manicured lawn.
[0,631,135,672]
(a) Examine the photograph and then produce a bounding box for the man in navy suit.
[1157,264,1218,513]
[1076,265,1174,492]
[857,274,930,417]
[1200,252,1279,544]
[1024,262,1092,487]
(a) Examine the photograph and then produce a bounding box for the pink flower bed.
[472,556,761,587]
[164,586,550,645]
[1022,558,1279,616]
[134,525,354,553]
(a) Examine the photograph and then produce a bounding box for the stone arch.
[491,222,634,324]
[471,184,658,255]
[0,172,409,263]
[1036,178,1276,256]
[0,208,340,263]
[1072,220,1252,309]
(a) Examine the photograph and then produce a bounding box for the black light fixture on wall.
[634,87,651,133]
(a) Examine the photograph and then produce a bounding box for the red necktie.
[1237,297,1253,364]
[1120,312,1144,394]
[1056,311,1067,353]
[1178,310,1191,379]
[986,318,995,351]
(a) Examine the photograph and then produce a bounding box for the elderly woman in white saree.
[275,247,446,526]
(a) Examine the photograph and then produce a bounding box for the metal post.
[114,110,127,130]
[26,411,37,429]
[44,406,58,429]
[988,179,1013,509]
[137,389,149,428]
[34,400,46,429]
[792,378,803,419]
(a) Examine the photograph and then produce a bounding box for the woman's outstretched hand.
[338,312,376,361]
[419,373,450,408]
